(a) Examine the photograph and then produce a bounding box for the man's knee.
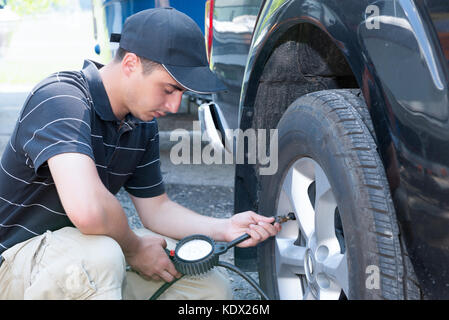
[84,233,126,275]
[25,228,126,299]
[54,227,126,276]
[174,269,233,300]
[67,229,127,296]
[205,268,233,300]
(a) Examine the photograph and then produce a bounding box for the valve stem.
[275,212,296,224]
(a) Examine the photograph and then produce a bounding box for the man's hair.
[114,47,161,75]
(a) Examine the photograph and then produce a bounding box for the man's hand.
[224,211,281,247]
[126,235,182,282]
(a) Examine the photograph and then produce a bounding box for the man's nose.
[165,92,183,113]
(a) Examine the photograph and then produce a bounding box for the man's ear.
[121,52,141,77]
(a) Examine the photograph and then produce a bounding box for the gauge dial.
[177,239,213,261]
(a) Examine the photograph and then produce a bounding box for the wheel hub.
[304,248,315,281]
[304,247,321,299]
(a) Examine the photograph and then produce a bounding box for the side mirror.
[198,102,233,158]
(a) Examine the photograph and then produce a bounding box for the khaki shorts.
[0,227,233,300]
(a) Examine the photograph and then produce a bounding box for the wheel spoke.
[313,163,338,245]
[302,287,315,300]
[281,160,315,240]
[275,237,306,276]
[277,187,299,240]
[277,277,303,300]
[317,287,341,300]
[321,252,349,296]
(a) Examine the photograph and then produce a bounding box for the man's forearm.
[132,193,280,250]
[139,197,230,241]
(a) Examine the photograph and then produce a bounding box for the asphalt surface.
[0,91,262,300]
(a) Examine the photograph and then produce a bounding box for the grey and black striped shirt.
[0,60,165,254]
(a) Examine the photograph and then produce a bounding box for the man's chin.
[134,111,163,122]
[138,113,156,122]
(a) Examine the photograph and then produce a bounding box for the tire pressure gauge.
[167,212,296,276]
[153,213,296,300]
[169,234,220,276]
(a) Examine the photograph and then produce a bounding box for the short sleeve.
[124,126,165,198]
[15,82,94,177]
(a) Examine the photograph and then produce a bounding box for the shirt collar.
[81,59,120,122]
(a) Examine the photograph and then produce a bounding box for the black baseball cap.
[110,7,227,94]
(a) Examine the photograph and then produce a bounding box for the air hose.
[148,213,295,300]
[149,261,269,300]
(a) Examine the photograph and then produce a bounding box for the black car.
[199,0,449,299]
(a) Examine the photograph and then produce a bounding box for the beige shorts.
[0,227,233,300]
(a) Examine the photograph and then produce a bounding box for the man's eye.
[165,90,174,95]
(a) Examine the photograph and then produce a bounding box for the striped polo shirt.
[0,60,165,254]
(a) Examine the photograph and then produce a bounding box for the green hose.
[148,263,270,300]
[149,275,184,300]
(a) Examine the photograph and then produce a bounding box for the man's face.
[125,61,186,122]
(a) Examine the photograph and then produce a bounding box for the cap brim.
[162,64,227,94]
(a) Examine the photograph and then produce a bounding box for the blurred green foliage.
[0,0,67,15]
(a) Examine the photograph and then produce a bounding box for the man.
[0,8,280,299]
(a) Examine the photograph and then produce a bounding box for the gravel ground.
[116,184,262,300]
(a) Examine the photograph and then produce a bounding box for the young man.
[0,8,280,299]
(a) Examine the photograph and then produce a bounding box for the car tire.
[257,89,421,299]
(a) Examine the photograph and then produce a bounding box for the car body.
[203,0,449,299]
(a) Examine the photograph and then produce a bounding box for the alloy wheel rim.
[274,157,349,300]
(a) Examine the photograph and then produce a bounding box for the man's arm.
[48,153,141,255]
[130,193,281,247]
[48,153,180,282]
